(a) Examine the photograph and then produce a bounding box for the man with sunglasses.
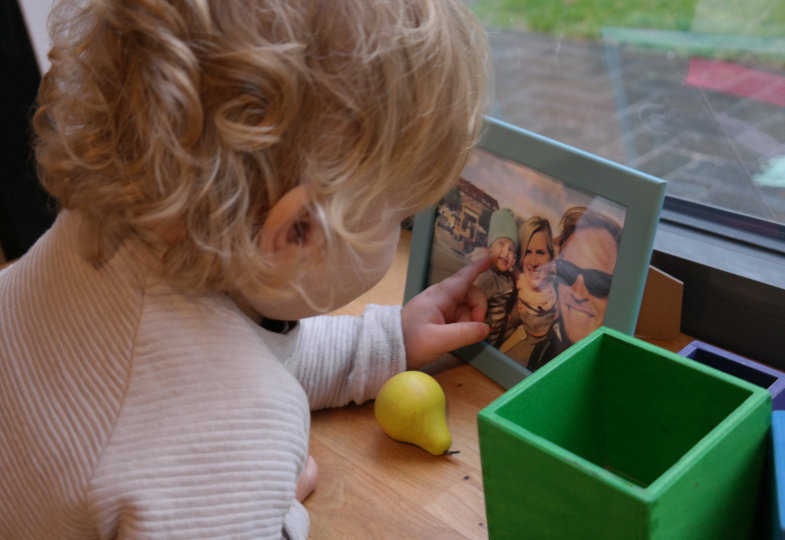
[528,207,622,370]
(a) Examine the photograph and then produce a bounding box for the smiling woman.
[500,216,556,364]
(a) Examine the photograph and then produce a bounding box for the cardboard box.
[478,327,771,539]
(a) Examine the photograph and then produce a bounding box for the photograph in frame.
[404,117,667,389]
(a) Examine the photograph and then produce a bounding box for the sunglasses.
[554,259,613,298]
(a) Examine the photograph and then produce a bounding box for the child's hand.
[401,258,491,369]
[296,455,318,502]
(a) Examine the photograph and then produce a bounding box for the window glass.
[468,0,785,228]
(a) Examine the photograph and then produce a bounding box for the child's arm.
[401,257,491,369]
[295,454,318,502]
[286,305,408,410]
[284,259,491,409]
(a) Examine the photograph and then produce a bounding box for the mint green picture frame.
[404,117,667,389]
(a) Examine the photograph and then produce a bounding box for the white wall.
[18,0,55,74]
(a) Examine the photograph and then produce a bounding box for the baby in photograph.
[473,208,519,347]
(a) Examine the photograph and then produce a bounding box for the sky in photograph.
[461,148,627,230]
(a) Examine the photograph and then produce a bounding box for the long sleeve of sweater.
[283,305,407,410]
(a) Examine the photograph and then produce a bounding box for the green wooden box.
[478,327,771,539]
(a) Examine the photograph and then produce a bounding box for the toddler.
[0,1,489,538]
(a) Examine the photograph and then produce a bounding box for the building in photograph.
[437,178,499,252]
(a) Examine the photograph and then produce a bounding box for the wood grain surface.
[306,227,694,539]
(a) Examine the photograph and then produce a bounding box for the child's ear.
[259,185,323,258]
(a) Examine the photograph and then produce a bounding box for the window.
[9,0,785,363]
[468,0,785,366]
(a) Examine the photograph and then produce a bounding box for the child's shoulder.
[137,285,282,361]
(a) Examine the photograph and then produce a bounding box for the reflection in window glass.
[468,0,785,226]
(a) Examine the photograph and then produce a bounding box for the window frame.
[650,197,785,369]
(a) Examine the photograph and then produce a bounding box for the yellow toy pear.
[374,371,452,455]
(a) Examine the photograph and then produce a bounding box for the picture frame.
[404,116,667,389]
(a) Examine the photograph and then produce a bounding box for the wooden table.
[305,229,694,539]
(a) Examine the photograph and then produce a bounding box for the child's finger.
[456,257,493,285]
[453,285,487,323]
[465,284,487,322]
[436,257,492,301]
[425,321,489,354]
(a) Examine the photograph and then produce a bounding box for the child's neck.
[229,292,299,334]
[230,292,264,324]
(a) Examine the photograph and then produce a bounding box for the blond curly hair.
[34,0,489,295]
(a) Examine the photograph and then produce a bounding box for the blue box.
[678,340,785,411]
[772,412,785,540]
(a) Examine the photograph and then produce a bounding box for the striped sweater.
[0,211,406,539]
